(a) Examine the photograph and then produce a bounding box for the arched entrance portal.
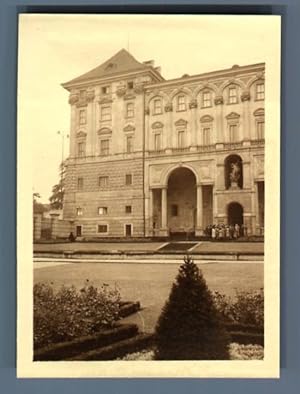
[167,167,196,236]
[227,202,244,226]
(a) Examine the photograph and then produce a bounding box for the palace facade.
[62,49,265,238]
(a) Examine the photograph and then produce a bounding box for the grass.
[34,261,263,333]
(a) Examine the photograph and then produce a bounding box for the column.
[254,181,259,235]
[214,96,224,149]
[241,92,251,145]
[195,184,203,236]
[149,189,153,234]
[161,187,168,235]
[190,101,198,151]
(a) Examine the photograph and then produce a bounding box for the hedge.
[67,333,154,361]
[34,323,138,361]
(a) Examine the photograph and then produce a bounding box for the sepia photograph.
[17,14,280,378]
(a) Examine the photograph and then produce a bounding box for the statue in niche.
[229,161,241,188]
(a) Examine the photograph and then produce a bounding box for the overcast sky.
[18,14,279,203]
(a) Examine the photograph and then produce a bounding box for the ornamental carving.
[241,91,250,102]
[133,84,144,94]
[123,124,136,132]
[116,86,126,97]
[175,118,188,127]
[254,108,265,117]
[86,90,95,102]
[99,97,113,105]
[164,103,173,112]
[124,93,136,100]
[256,72,265,80]
[69,93,79,105]
[76,130,87,138]
[226,112,240,120]
[98,127,112,135]
[152,121,164,129]
[214,95,224,105]
[189,99,198,109]
[200,115,214,123]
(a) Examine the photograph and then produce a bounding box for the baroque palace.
[61,49,265,239]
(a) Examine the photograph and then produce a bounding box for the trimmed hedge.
[67,333,154,361]
[119,301,141,318]
[34,323,138,361]
[229,331,264,346]
[225,322,263,335]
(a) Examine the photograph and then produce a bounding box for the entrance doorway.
[227,202,243,226]
[167,167,196,235]
[125,224,132,237]
[76,225,82,237]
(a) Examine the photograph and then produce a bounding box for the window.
[126,103,134,118]
[228,87,238,104]
[153,99,162,115]
[77,142,85,157]
[171,204,178,217]
[126,135,133,153]
[202,127,211,145]
[101,106,111,121]
[99,176,108,187]
[154,133,162,151]
[97,224,108,233]
[101,86,110,94]
[77,177,84,190]
[202,91,212,108]
[229,124,238,142]
[256,83,265,100]
[76,208,83,216]
[100,139,109,156]
[98,207,108,215]
[127,81,134,90]
[125,174,132,185]
[79,109,86,125]
[177,95,186,111]
[178,130,185,148]
[257,121,265,139]
[125,205,132,214]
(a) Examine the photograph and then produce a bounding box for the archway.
[224,154,243,189]
[167,167,196,235]
[227,202,244,226]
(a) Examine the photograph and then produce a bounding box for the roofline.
[145,62,265,90]
[62,66,164,90]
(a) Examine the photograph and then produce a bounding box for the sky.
[18,14,280,203]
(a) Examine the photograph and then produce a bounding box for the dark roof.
[63,49,158,86]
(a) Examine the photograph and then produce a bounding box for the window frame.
[125,173,133,186]
[176,95,187,112]
[126,102,134,118]
[126,135,134,153]
[153,98,163,115]
[76,207,83,216]
[125,205,132,214]
[255,83,265,101]
[79,109,87,125]
[228,86,238,104]
[98,176,109,187]
[77,141,85,157]
[98,207,108,215]
[100,105,112,121]
[77,177,84,190]
[202,91,212,108]
[177,129,186,148]
[99,138,110,156]
[97,224,109,234]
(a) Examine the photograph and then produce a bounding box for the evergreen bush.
[155,255,230,360]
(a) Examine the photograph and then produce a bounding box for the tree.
[49,161,66,209]
[155,255,230,360]
[33,192,46,214]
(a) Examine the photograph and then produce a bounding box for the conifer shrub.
[155,255,230,360]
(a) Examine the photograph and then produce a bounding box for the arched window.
[254,108,265,140]
[153,98,162,115]
[224,154,243,189]
[176,95,186,111]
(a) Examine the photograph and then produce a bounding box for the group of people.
[204,223,248,240]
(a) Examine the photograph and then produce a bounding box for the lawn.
[34,261,263,333]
